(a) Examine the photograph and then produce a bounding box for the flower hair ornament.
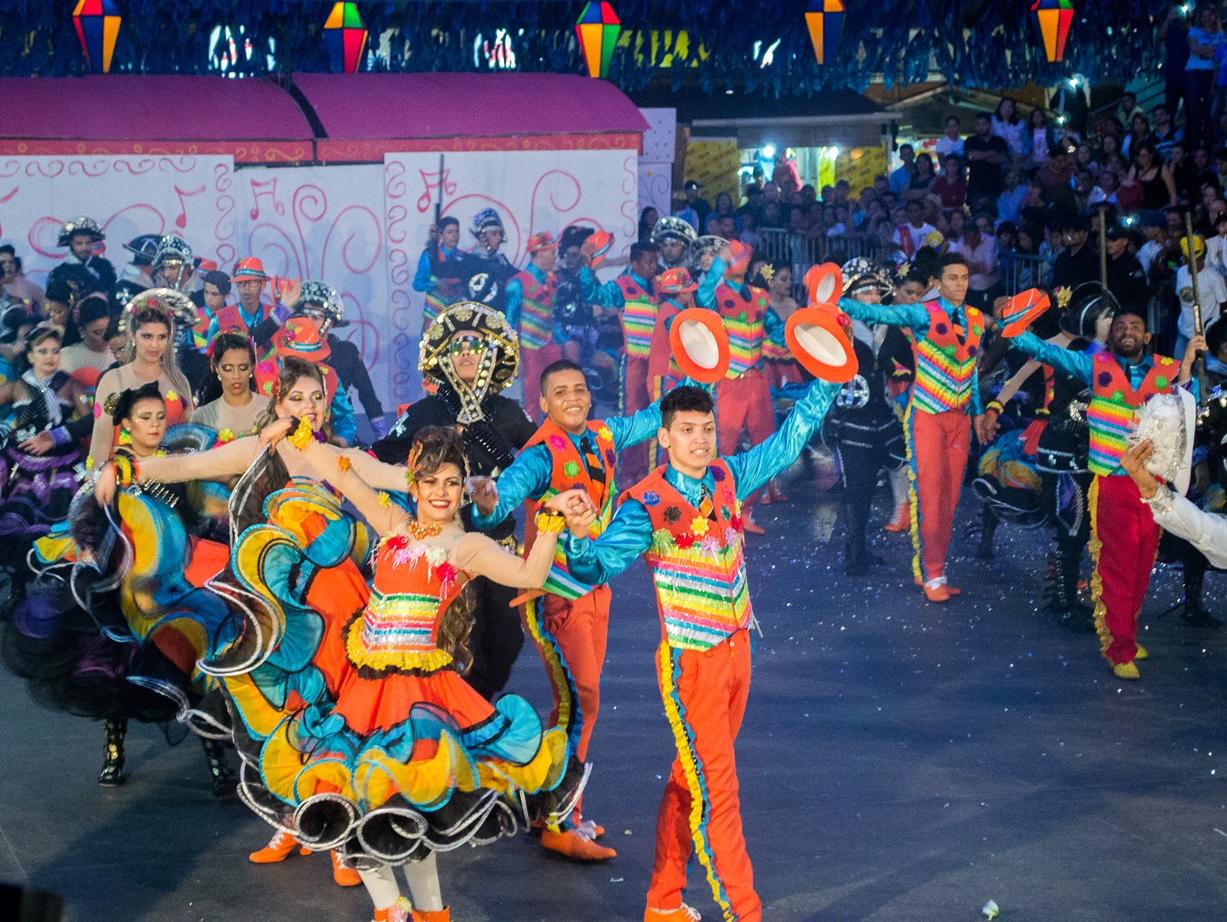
[120,287,197,336]
[404,441,424,489]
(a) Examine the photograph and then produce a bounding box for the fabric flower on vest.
[700,535,721,557]
[597,425,613,442]
[675,532,697,549]
[691,516,709,536]
[663,506,681,523]
[642,491,660,507]
[549,434,568,451]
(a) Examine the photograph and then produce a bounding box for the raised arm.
[837,296,928,329]
[726,379,840,499]
[297,437,410,536]
[562,497,653,586]
[606,397,665,451]
[330,445,413,493]
[697,258,726,309]
[1008,330,1093,384]
[469,443,552,531]
[137,435,262,483]
[453,524,561,590]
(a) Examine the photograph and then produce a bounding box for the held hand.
[1182,333,1208,372]
[974,412,1000,445]
[94,462,117,506]
[259,416,295,449]
[565,501,598,538]
[542,488,597,518]
[1121,439,1160,499]
[470,476,499,516]
[718,242,733,264]
[427,223,440,243]
[19,431,54,455]
[991,295,1010,322]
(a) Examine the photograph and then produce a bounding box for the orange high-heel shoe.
[884,503,910,532]
[248,829,310,863]
[332,849,362,887]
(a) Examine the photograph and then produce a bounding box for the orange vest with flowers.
[625,459,752,652]
[714,283,769,378]
[523,419,617,600]
[1087,352,1181,477]
[909,301,984,414]
[615,275,658,358]
[514,269,556,351]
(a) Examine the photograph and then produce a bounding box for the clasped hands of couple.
[471,475,598,537]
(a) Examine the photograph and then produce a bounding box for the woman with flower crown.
[87,288,195,470]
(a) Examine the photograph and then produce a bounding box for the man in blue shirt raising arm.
[561,377,840,922]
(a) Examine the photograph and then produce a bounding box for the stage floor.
[3,454,1227,921]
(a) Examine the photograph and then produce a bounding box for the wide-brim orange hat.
[785,307,859,383]
[584,230,615,268]
[272,315,331,363]
[723,240,753,277]
[233,257,270,283]
[526,232,559,253]
[1000,288,1051,337]
[658,267,698,294]
[804,263,844,306]
[669,308,730,384]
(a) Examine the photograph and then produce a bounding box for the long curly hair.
[124,304,192,401]
[410,426,474,672]
[254,355,339,444]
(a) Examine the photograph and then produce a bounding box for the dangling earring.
[118,428,132,445]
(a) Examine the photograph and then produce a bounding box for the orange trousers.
[1088,475,1161,666]
[648,630,760,922]
[906,407,971,583]
[521,344,562,425]
[716,371,775,513]
[622,354,651,484]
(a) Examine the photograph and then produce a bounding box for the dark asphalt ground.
[3,452,1227,922]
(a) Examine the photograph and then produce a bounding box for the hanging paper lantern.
[1031,0,1074,63]
[576,2,621,79]
[804,0,844,66]
[72,0,121,74]
[323,2,369,74]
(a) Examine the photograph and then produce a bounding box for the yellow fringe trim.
[344,615,453,674]
[656,642,735,921]
[523,596,573,736]
[903,402,925,584]
[1087,477,1114,660]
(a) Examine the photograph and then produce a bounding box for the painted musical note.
[248,177,285,220]
[416,168,457,214]
[173,183,206,229]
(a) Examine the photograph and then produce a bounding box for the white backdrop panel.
[0,155,235,289]
[384,148,638,405]
[232,163,389,413]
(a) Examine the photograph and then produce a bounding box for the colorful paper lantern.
[576,2,621,79]
[72,0,121,74]
[323,2,368,74]
[1032,0,1074,63]
[804,0,844,66]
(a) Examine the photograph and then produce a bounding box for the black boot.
[1048,544,1093,632]
[843,498,881,575]
[99,718,127,786]
[201,738,237,802]
[976,505,998,560]
[1181,554,1223,628]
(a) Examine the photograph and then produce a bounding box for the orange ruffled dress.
[218,486,567,866]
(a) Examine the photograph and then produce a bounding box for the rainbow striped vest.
[616,275,657,358]
[524,419,617,600]
[910,301,984,414]
[514,269,556,351]
[762,305,791,362]
[715,283,769,378]
[345,536,465,677]
[1087,352,1180,477]
[626,460,753,652]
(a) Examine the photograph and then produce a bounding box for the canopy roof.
[0,73,648,163]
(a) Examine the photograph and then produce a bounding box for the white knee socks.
[404,851,444,912]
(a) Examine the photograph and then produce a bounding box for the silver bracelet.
[1142,484,1174,516]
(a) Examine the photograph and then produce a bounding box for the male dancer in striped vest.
[591,241,662,483]
[472,359,677,861]
[696,241,780,533]
[838,253,990,601]
[561,377,840,922]
[506,232,562,419]
[1007,307,1205,678]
